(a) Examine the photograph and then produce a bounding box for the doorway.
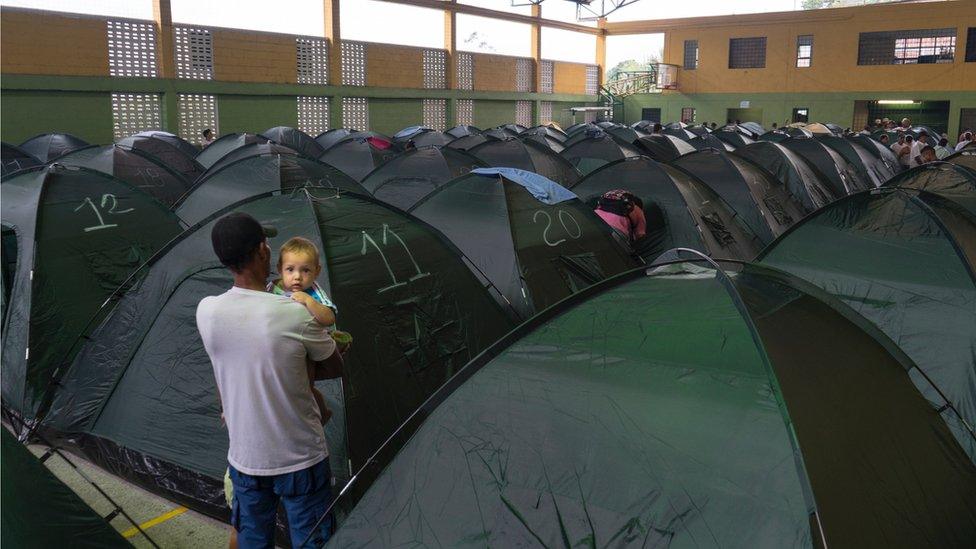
[726,108,763,124]
[858,100,950,135]
[960,108,976,136]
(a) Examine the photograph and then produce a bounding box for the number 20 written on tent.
[534,209,582,247]
[74,194,134,232]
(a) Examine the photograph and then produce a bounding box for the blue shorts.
[228,459,334,549]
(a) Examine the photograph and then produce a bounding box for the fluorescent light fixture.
[877,100,919,105]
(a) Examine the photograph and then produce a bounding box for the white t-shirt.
[909,142,923,168]
[197,286,336,476]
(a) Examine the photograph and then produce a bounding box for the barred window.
[585,65,600,95]
[107,20,157,77]
[297,96,329,136]
[297,38,328,85]
[456,99,474,126]
[342,97,369,130]
[796,35,813,68]
[683,40,698,70]
[540,60,554,93]
[178,94,218,146]
[729,37,766,69]
[174,27,213,80]
[540,101,553,123]
[515,58,534,92]
[422,99,447,131]
[457,52,474,90]
[342,41,367,86]
[423,49,447,89]
[112,93,162,139]
[515,101,532,128]
[680,107,696,124]
[965,28,975,62]
[858,28,956,65]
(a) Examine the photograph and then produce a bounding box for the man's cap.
[211,212,277,267]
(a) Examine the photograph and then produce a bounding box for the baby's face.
[280,252,321,293]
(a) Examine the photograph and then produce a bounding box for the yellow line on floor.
[121,506,188,538]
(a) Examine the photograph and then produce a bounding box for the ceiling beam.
[372,0,604,35]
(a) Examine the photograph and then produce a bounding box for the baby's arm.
[292,292,336,326]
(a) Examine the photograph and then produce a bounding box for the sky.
[0,0,805,66]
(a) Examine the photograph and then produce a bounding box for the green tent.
[194,132,269,169]
[56,144,195,207]
[1,165,185,422]
[327,260,976,547]
[40,188,516,516]
[174,152,365,225]
[1,429,130,548]
[409,169,638,319]
[571,156,763,261]
[883,161,976,216]
[760,186,976,461]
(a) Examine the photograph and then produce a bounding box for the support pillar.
[324,0,342,87]
[153,0,178,133]
[596,17,607,90]
[531,4,542,96]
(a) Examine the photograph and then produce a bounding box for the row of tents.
[2,121,976,546]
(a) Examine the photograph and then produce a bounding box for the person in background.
[879,134,890,146]
[594,190,646,244]
[652,123,663,134]
[859,125,872,135]
[935,138,952,160]
[959,128,972,144]
[899,118,912,131]
[957,132,974,152]
[908,131,928,167]
[890,133,906,160]
[917,146,937,165]
[202,128,216,146]
[771,122,778,130]
[899,135,915,168]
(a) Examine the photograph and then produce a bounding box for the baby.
[269,237,344,424]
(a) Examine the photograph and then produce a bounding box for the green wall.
[1,90,113,144]
[474,100,517,129]
[217,95,297,135]
[621,91,976,142]
[369,98,422,136]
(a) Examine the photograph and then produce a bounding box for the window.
[457,99,474,126]
[174,27,213,80]
[540,60,554,93]
[112,93,162,139]
[540,101,553,123]
[423,49,447,89]
[341,41,367,86]
[107,20,157,77]
[457,52,474,91]
[342,97,369,130]
[681,107,696,124]
[178,94,218,145]
[729,37,766,69]
[296,38,328,85]
[858,28,956,65]
[515,58,534,92]
[792,108,809,124]
[585,65,600,95]
[966,28,976,62]
[515,100,532,127]
[683,40,698,70]
[297,96,329,136]
[422,99,447,131]
[796,35,813,68]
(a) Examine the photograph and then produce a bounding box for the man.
[890,133,907,164]
[899,117,912,131]
[197,213,341,549]
[935,138,952,160]
[202,128,217,145]
[957,132,973,152]
[651,123,663,134]
[909,131,928,167]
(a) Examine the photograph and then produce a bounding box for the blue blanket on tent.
[471,168,577,205]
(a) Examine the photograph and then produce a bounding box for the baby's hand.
[291,292,312,306]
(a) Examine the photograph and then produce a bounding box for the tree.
[606,49,662,81]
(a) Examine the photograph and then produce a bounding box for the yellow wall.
[212,28,296,84]
[366,43,424,89]
[472,53,518,92]
[642,0,976,94]
[0,9,108,77]
[553,62,588,94]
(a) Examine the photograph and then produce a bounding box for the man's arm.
[301,319,342,380]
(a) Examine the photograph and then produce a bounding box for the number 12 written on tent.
[74,194,135,232]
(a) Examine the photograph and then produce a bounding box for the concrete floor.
[29,444,231,548]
